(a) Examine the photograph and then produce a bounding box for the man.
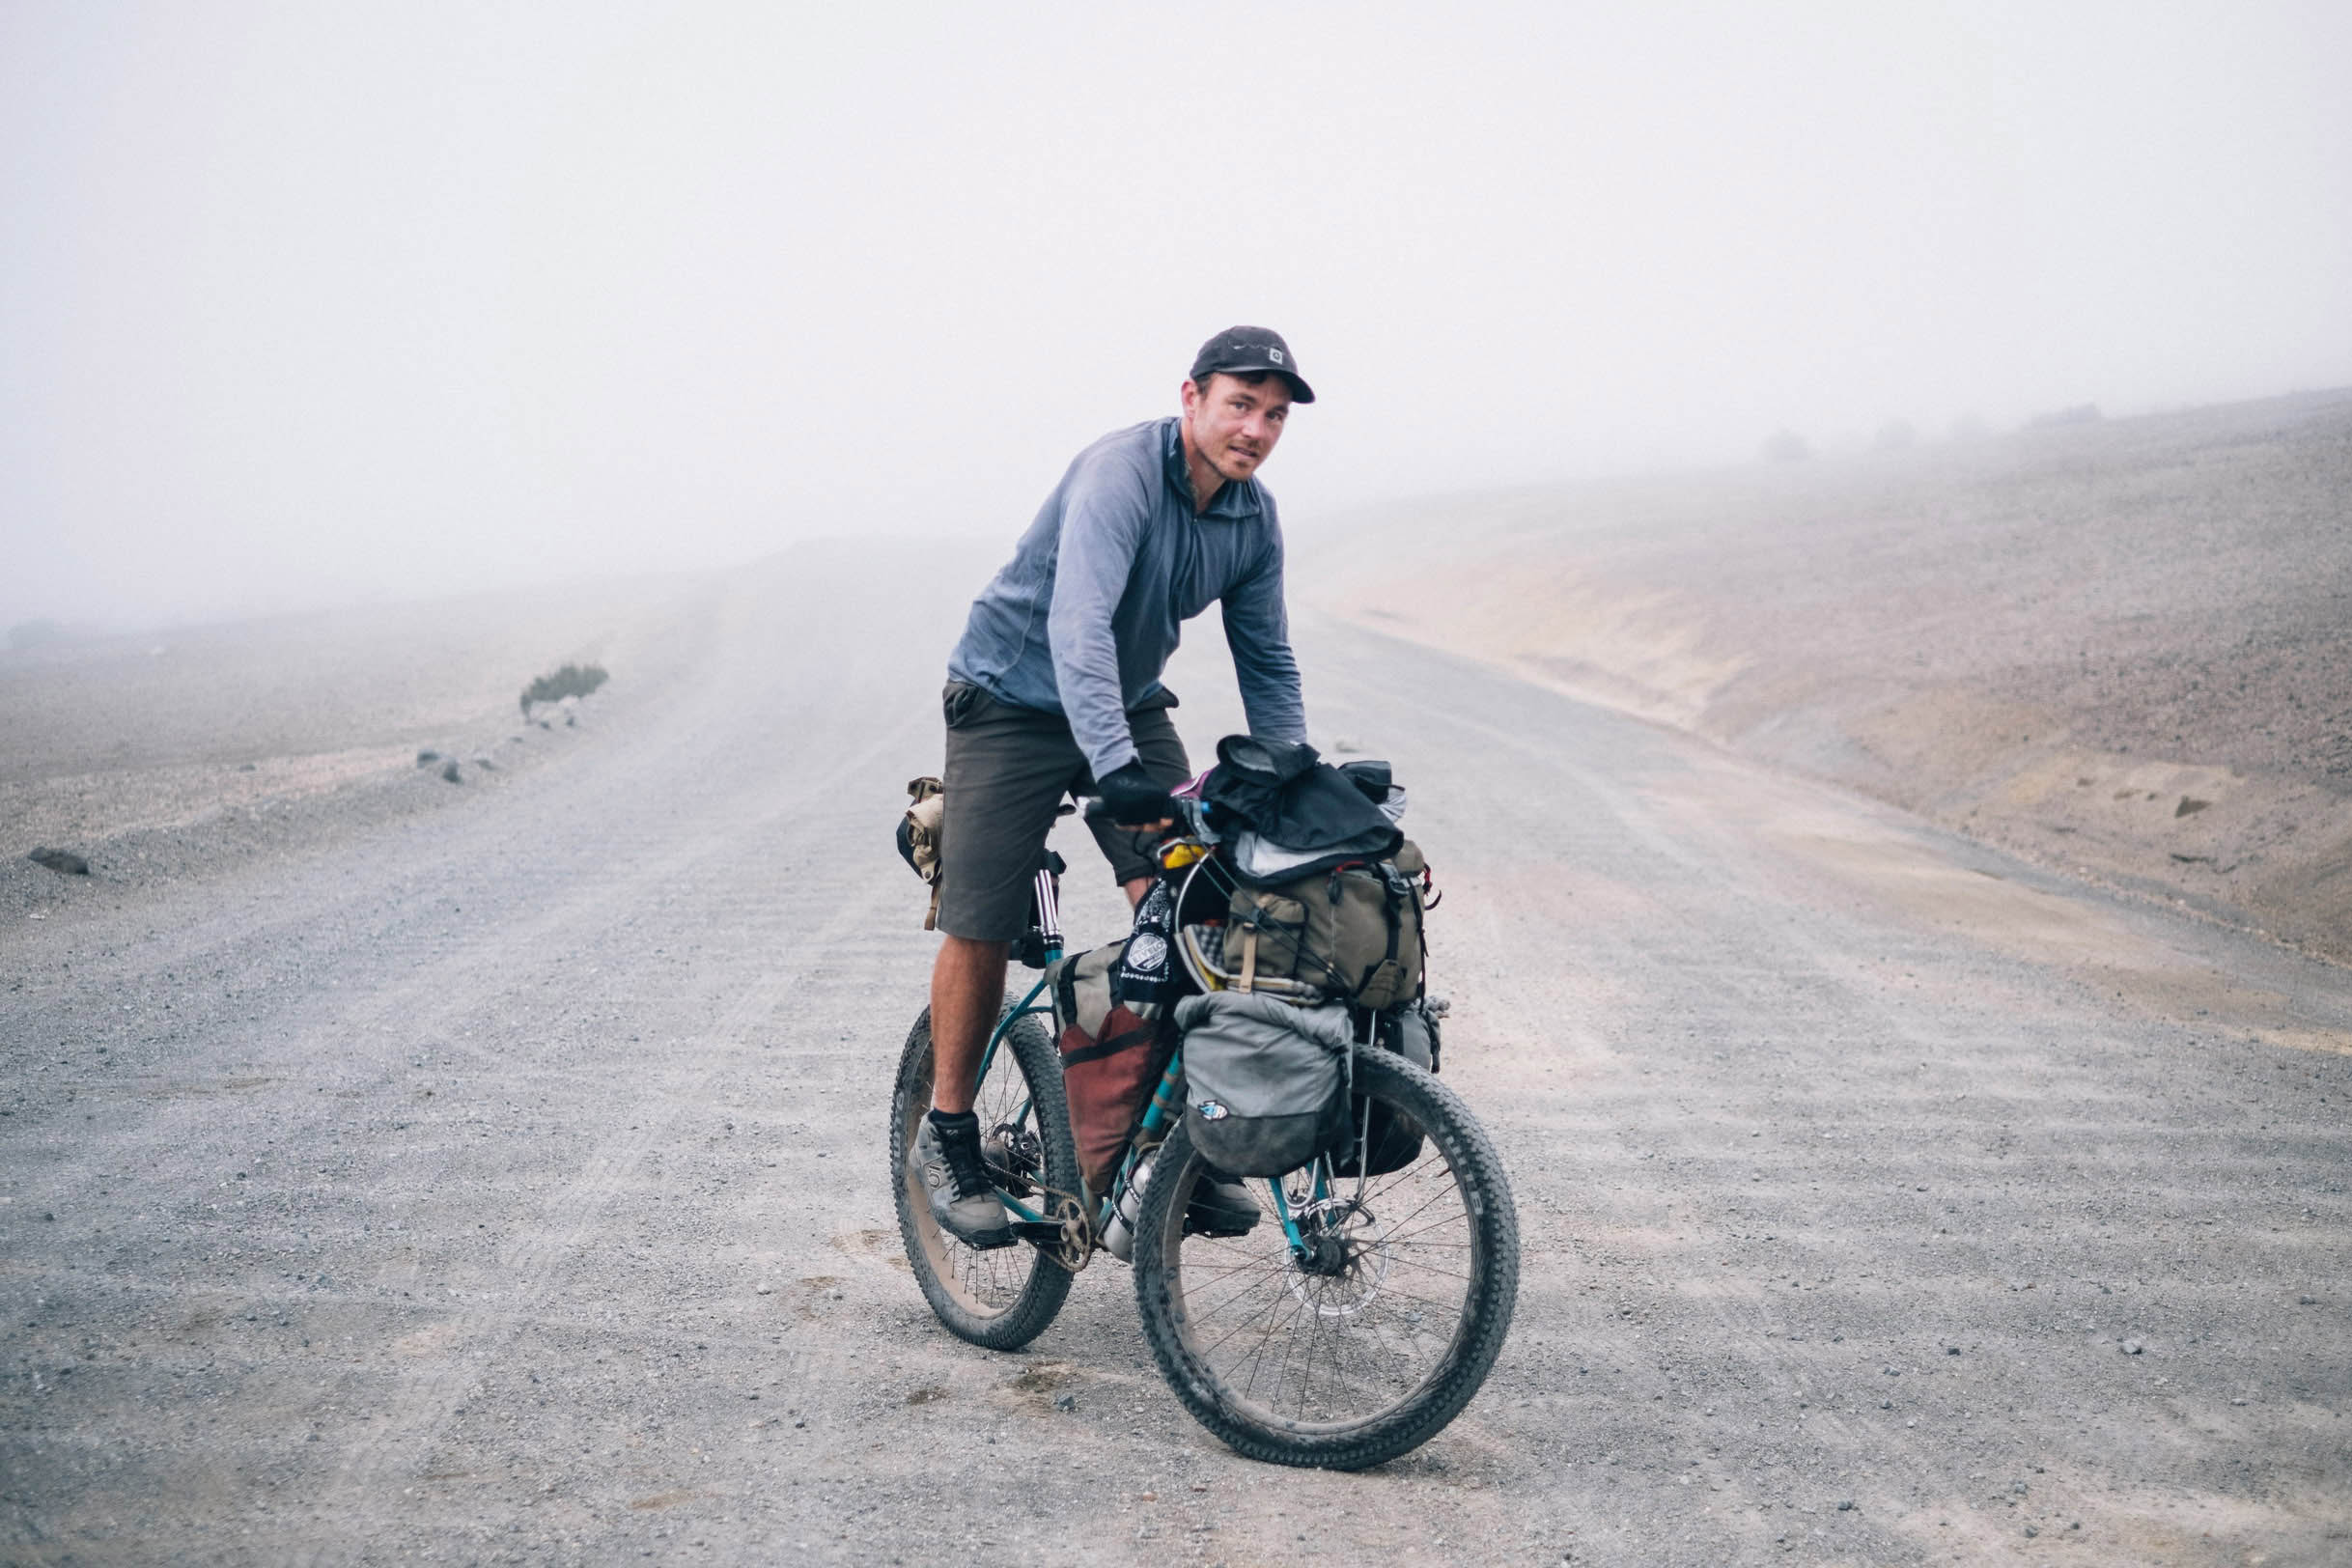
[911,325,1315,1246]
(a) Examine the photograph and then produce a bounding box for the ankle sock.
[928,1108,979,1132]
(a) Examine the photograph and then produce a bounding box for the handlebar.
[1078,794,1210,837]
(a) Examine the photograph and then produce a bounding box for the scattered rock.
[2121,1339,2143,1356]
[754,1283,772,1295]
[2025,1525,2039,1537]
[1836,1499,1855,1511]
[2175,797,2211,818]
[471,755,497,771]
[2299,1295,2319,1305]
[27,848,90,876]
[416,749,441,765]
[440,761,462,784]
[1052,1393,1077,1412]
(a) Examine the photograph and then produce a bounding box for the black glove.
[1096,761,1178,826]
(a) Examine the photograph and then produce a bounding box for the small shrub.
[519,662,608,714]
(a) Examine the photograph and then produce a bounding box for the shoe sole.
[947,1226,1019,1250]
[1184,1212,1261,1239]
[936,1211,1019,1250]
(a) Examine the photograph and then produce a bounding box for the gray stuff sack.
[1175,992,1353,1178]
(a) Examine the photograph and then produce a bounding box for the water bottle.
[1101,1156,1155,1263]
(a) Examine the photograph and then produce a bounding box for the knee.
[934,934,1011,976]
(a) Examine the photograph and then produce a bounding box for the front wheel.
[1132,1047,1520,1469]
[890,1002,1079,1350]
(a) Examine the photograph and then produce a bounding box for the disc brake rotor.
[1283,1197,1390,1318]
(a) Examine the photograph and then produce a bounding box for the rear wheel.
[1132,1047,1519,1469]
[890,1001,1079,1350]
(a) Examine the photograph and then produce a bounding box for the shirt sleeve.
[1047,451,1154,779]
[1221,515,1308,745]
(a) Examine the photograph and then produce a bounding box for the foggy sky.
[5,2,2348,631]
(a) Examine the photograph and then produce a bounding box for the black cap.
[1189,325,1315,404]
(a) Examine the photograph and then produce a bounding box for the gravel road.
[4,551,2348,1566]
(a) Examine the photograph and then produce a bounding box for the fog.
[4,2,2348,632]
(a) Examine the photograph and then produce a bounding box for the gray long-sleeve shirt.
[946,417,1308,779]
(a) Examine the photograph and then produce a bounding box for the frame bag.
[1051,941,1173,1199]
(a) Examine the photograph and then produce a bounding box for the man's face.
[1181,373,1293,484]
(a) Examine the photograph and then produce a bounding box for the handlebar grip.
[1082,795,1203,833]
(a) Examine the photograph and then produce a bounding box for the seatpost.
[1031,864,1063,954]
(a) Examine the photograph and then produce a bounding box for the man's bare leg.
[929,934,1009,1115]
[932,877,1150,1111]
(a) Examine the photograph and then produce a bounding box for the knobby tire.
[1131,1046,1520,1469]
[890,1003,1078,1351]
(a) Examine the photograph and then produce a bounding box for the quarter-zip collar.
[1161,417,1263,522]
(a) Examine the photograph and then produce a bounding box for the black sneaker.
[1184,1169,1261,1238]
[911,1112,1015,1248]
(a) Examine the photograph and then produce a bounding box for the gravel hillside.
[1319,389,2352,964]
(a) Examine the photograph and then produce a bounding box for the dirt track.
[3,550,2349,1566]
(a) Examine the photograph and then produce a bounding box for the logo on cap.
[1268,349,1285,365]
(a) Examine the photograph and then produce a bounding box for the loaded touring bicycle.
[890,745,1519,1470]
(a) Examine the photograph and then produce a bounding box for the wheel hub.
[1285,1198,1391,1313]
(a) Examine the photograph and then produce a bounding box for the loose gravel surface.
[4,547,2349,1566]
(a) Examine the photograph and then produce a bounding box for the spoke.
[1237,1290,1313,1400]
[1188,1265,1297,1329]
[1365,1179,1468,1239]
[1383,1215,1474,1249]
[1376,1253,1475,1285]
[1292,1286,1325,1418]
[1337,1280,1468,1317]
[1194,1279,1301,1359]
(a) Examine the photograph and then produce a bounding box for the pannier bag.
[897,777,946,930]
[1175,992,1353,1177]
[1224,842,1426,1009]
[1052,941,1174,1198]
[1331,996,1442,1178]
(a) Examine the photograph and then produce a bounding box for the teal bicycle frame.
[976,872,1324,1258]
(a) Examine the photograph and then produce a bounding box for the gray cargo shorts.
[936,680,1191,943]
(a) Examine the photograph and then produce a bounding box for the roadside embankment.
[1316,388,2352,964]
[0,574,715,921]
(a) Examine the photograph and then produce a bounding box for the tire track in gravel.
[297,872,902,1565]
[1303,613,2351,1561]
